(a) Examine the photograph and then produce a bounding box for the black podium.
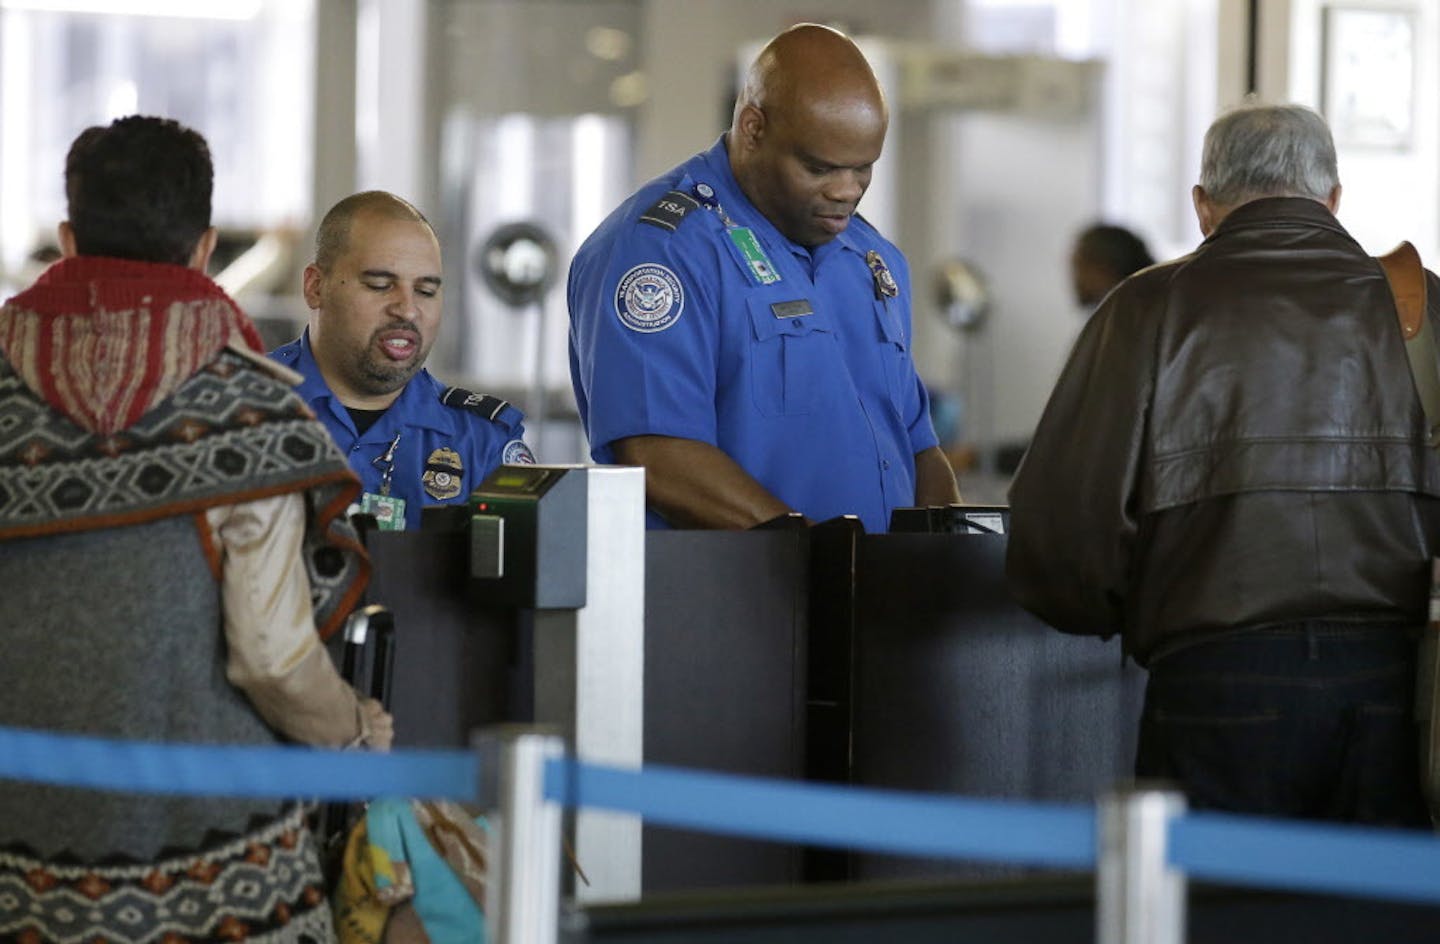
[363,525,810,893]
[642,530,809,891]
[360,504,1144,892]
[848,531,1143,880]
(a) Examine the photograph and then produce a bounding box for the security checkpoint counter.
[360,470,1142,895]
[811,509,1145,882]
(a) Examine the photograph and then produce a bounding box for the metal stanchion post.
[1097,786,1188,944]
[479,728,566,944]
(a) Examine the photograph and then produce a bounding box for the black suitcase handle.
[341,603,396,709]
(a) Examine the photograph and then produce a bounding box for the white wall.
[634,0,941,184]
[942,111,1103,446]
[952,0,1189,446]
[1286,0,1439,262]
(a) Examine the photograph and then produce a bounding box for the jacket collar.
[1210,196,1353,241]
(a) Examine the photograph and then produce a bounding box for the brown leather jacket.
[1007,197,1440,664]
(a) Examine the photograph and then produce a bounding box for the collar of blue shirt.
[696,135,867,272]
[292,330,450,437]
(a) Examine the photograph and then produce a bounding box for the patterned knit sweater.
[0,257,367,943]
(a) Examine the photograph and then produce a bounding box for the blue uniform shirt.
[270,332,531,530]
[567,136,940,533]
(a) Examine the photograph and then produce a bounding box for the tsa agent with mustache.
[271,191,533,531]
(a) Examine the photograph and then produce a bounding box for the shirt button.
[882,459,891,470]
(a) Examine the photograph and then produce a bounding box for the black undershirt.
[346,407,388,437]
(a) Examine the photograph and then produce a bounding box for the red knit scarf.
[0,256,266,435]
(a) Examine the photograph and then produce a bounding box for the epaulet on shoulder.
[225,341,303,386]
[638,189,701,234]
[440,386,518,427]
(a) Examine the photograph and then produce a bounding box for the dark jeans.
[1136,622,1429,828]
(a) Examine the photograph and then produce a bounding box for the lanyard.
[692,182,782,287]
[372,431,402,497]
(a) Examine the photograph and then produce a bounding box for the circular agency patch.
[615,263,684,333]
[502,439,536,464]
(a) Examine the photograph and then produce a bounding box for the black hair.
[1074,224,1155,281]
[64,115,213,266]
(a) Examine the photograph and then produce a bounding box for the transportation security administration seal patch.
[615,263,684,333]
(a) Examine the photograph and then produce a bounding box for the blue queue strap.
[1171,812,1440,906]
[545,757,1096,869]
[0,725,478,801]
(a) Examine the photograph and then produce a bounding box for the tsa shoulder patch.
[502,439,536,464]
[440,386,513,423]
[614,263,684,333]
[639,189,700,232]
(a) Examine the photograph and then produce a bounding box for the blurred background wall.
[1,0,1436,490]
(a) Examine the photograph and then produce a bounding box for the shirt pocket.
[873,297,911,414]
[746,294,833,416]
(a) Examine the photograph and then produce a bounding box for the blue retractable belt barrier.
[543,757,1096,869]
[0,725,478,801]
[6,723,1440,908]
[1171,813,1440,907]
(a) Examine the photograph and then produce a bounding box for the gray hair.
[1199,103,1339,206]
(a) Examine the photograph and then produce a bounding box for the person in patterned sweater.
[0,116,392,943]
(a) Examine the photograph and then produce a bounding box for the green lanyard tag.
[728,227,782,285]
[360,492,407,531]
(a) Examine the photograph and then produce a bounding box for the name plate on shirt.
[770,299,813,319]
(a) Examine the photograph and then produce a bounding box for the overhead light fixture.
[0,0,262,20]
[585,26,630,62]
[609,71,648,108]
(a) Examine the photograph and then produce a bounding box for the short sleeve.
[568,221,726,461]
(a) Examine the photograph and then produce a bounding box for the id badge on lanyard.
[360,431,406,531]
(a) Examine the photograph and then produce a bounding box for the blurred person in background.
[1069,221,1155,311]
[995,222,1157,477]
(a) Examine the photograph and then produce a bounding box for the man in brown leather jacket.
[1007,103,1440,827]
